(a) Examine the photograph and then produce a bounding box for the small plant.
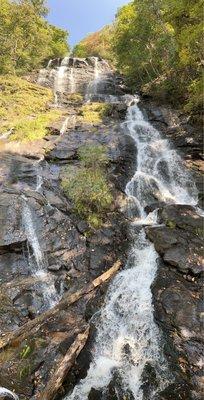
[79,102,111,123]
[61,144,113,229]
[78,144,108,168]
[166,220,176,229]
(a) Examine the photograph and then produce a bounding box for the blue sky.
[47,0,130,47]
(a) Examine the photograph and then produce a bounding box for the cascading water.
[22,197,60,311]
[85,57,101,101]
[65,98,198,400]
[70,58,76,93]
[35,157,44,193]
[125,98,197,216]
[60,115,76,135]
[0,387,19,400]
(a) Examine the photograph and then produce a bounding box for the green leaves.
[73,25,115,63]
[61,145,113,229]
[111,0,202,113]
[0,0,69,75]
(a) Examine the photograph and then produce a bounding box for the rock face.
[37,56,126,103]
[146,205,204,399]
[0,83,134,398]
[0,58,203,400]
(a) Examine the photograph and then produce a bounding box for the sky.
[47,0,130,47]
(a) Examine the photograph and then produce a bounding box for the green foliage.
[73,25,115,63]
[20,345,32,360]
[0,75,62,141]
[166,220,176,229]
[79,102,111,123]
[78,144,108,168]
[61,145,113,229]
[0,0,69,75]
[111,0,203,114]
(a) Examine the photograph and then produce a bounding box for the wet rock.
[151,205,204,398]
[48,264,62,271]
[0,193,26,250]
[159,205,204,233]
[88,388,103,400]
[146,205,204,275]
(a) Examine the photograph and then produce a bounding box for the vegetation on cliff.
[61,145,113,229]
[73,0,203,116]
[79,102,112,124]
[0,0,69,75]
[73,25,115,63]
[112,0,203,115]
[0,75,61,141]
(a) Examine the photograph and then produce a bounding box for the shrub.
[79,102,111,124]
[61,144,113,229]
[78,144,108,168]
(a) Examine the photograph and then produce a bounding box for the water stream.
[65,98,198,399]
[85,57,101,101]
[70,58,76,93]
[22,197,60,311]
[0,387,19,400]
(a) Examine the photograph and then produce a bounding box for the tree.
[111,0,203,113]
[0,0,69,75]
[73,25,115,63]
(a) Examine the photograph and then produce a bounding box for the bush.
[78,144,108,168]
[79,102,111,124]
[61,145,113,229]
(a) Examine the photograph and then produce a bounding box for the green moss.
[79,102,111,124]
[78,144,108,167]
[0,75,62,141]
[166,220,176,229]
[65,93,83,105]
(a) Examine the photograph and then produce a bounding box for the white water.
[60,115,76,135]
[0,388,19,400]
[65,98,198,399]
[85,57,101,101]
[54,65,68,95]
[22,198,60,310]
[70,58,76,93]
[125,99,198,219]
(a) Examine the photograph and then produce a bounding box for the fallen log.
[0,260,121,350]
[40,326,90,400]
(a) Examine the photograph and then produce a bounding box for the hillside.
[0,76,62,142]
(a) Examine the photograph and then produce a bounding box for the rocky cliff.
[0,57,203,400]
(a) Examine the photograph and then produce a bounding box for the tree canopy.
[73,0,203,114]
[73,25,115,62]
[0,0,69,74]
[112,0,203,113]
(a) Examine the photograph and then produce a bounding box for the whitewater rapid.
[65,97,197,399]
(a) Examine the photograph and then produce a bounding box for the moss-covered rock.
[0,75,62,141]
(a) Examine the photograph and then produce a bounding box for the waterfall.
[70,58,76,93]
[37,68,48,85]
[60,115,76,135]
[0,388,19,400]
[22,197,60,310]
[35,157,44,193]
[125,99,198,212]
[94,57,99,80]
[65,98,198,400]
[54,64,68,96]
[47,59,53,68]
[85,57,101,101]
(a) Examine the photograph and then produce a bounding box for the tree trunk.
[40,327,90,400]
